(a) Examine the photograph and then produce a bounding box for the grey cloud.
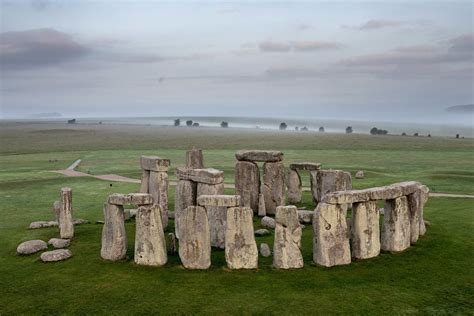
[346,19,403,30]
[259,41,291,52]
[259,40,342,52]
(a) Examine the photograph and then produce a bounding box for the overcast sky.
[0,0,472,123]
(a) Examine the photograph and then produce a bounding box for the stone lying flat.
[40,249,72,262]
[297,210,313,224]
[108,193,153,206]
[261,216,276,229]
[260,243,271,257]
[289,162,321,171]
[176,167,224,184]
[72,218,89,225]
[17,240,48,255]
[197,195,241,207]
[48,238,71,249]
[29,221,58,229]
[140,156,170,172]
[255,229,270,236]
[235,150,283,162]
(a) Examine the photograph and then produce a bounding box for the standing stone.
[178,206,211,269]
[258,193,266,217]
[381,196,411,252]
[225,207,258,269]
[407,192,421,244]
[197,182,226,248]
[53,200,61,222]
[186,148,204,169]
[351,201,380,259]
[313,203,351,267]
[315,170,349,203]
[149,171,169,230]
[260,243,271,257]
[262,162,286,215]
[273,206,303,269]
[139,170,150,193]
[101,203,127,261]
[167,233,177,254]
[174,180,197,239]
[287,169,302,204]
[419,185,429,236]
[309,171,318,204]
[235,161,260,213]
[135,205,167,266]
[59,187,74,239]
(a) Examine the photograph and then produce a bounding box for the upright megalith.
[101,203,127,261]
[174,180,196,239]
[418,185,429,236]
[351,201,380,259]
[135,205,167,266]
[197,182,225,249]
[315,170,351,203]
[258,193,266,216]
[59,187,74,239]
[225,207,258,269]
[381,196,410,252]
[235,161,260,213]
[288,162,321,205]
[186,148,204,169]
[262,162,286,215]
[273,206,303,269]
[178,206,211,269]
[313,203,351,267]
[287,169,302,204]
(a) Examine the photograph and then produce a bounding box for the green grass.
[0,122,473,314]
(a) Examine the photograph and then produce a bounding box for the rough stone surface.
[139,170,150,193]
[258,193,266,217]
[59,187,74,239]
[235,150,283,162]
[297,210,314,224]
[351,201,380,259]
[135,205,167,266]
[419,185,429,236]
[29,221,58,229]
[101,203,127,261]
[53,200,61,222]
[197,182,226,249]
[48,238,71,249]
[178,206,211,269]
[355,170,365,179]
[72,218,89,225]
[273,206,303,269]
[262,162,286,215]
[260,243,271,257]
[167,233,177,254]
[129,193,154,205]
[309,171,318,204]
[381,196,411,252]
[197,195,241,207]
[407,192,421,244]
[17,240,48,255]
[261,216,276,229]
[255,229,270,236]
[40,249,72,262]
[108,193,131,205]
[140,156,170,172]
[289,162,321,171]
[287,169,302,204]
[235,161,260,213]
[176,167,224,184]
[186,148,204,169]
[225,207,258,269]
[174,180,197,239]
[148,171,169,229]
[315,170,351,203]
[313,203,351,267]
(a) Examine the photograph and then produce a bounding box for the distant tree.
[346,126,353,134]
[174,119,180,126]
[192,122,200,127]
[295,126,299,131]
[301,126,308,131]
[186,120,193,127]
[370,127,378,135]
[428,134,431,137]
[456,134,460,139]
[221,121,229,128]
[67,119,76,124]
[378,129,388,135]
[402,132,407,136]
[279,122,287,130]
[319,126,325,133]
[414,132,419,137]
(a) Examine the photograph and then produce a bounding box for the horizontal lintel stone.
[235,150,283,162]
[176,167,224,184]
[289,162,321,171]
[140,156,170,171]
[108,193,153,206]
[197,195,241,207]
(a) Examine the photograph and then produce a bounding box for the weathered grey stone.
[174,180,196,239]
[96,220,105,224]
[17,240,47,255]
[419,185,429,236]
[287,169,302,204]
[379,208,385,215]
[273,206,303,269]
[197,182,226,249]
[140,156,170,172]
[48,238,70,249]
[289,162,321,171]
[135,205,167,266]
[260,243,271,257]
[176,167,224,184]
[101,203,127,261]
[262,162,286,215]
[148,171,169,229]
[309,171,318,204]
[235,150,283,162]
[128,193,154,205]
[167,232,177,254]
[186,148,204,169]
[258,193,266,217]
[261,216,276,229]
[139,170,150,193]
[355,170,365,179]
[254,229,270,236]
[108,193,131,205]
[344,172,352,190]
[225,207,258,269]
[351,201,380,259]
[297,210,314,224]
[235,161,260,212]
[59,187,74,239]
[313,203,351,267]
[197,195,241,207]
[72,218,89,225]
[407,192,421,244]
[29,221,58,229]
[40,249,72,262]
[53,200,61,222]
[315,170,349,203]
[178,206,211,269]
[381,196,411,252]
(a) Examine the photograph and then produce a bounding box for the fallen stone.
[197,195,241,207]
[176,167,224,185]
[148,171,169,229]
[254,229,270,236]
[17,240,48,255]
[197,182,226,249]
[289,162,321,171]
[135,205,167,266]
[167,232,177,254]
[59,187,74,239]
[235,150,283,162]
[29,221,58,229]
[262,162,286,215]
[40,249,72,262]
[72,218,89,225]
[297,210,313,224]
[261,216,276,229]
[273,206,303,269]
[174,180,196,239]
[355,170,365,179]
[96,220,105,224]
[258,193,266,217]
[235,161,260,213]
[139,170,150,193]
[186,148,204,169]
[260,243,271,257]
[48,238,71,249]
[381,196,410,252]
[287,169,302,204]
[351,201,380,259]
[225,207,258,269]
[140,156,170,172]
[101,203,127,261]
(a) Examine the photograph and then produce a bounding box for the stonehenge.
[135,205,167,266]
[273,206,303,269]
[287,162,321,204]
[59,187,74,239]
[186,148,204,169]
[225,207,258,269]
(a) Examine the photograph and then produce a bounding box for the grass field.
[0,122,473,314]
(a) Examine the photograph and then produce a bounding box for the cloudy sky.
[0,0,472,123]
